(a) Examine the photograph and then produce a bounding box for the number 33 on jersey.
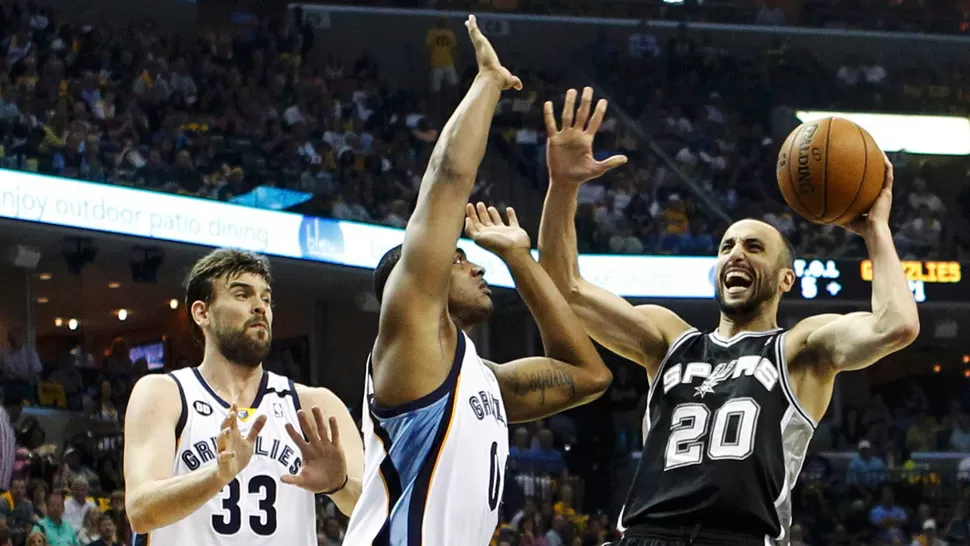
[134,368,317,546]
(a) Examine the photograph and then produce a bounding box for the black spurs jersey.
[619,328,816,545]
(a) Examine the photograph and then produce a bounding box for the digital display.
[792,259,968,303]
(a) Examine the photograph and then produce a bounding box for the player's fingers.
[217,426,230,451]
[596,154,629,174]
[475,202,493,226]
[247,414,268,443]
[312,407,330,443]
[285,422,309,448]
[575,87,593,130]
[298,409,320,444]
[586,99,609,135]
[561,89,577,128]
[509,75,523,91]
[543,101,558,137]
[487,205,504,226]
[279,474,301,485]
[228,404,239,431]
[328,416,341,447]
[882,152,894,191]
[506,207,520,228]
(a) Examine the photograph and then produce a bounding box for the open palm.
[465,202,530,257]
[544,87,628,185]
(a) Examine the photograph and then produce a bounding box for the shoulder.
[633,305,693,344]
[130,374,180,401]
[785,313,847,354]
[126,375,182,422]
[293,383,344,411]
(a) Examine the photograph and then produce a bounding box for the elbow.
[579,368,613,401]
[883,316,920,350]
[893,319,920,348]
[126,496,155,534]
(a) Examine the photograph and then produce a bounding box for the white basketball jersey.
[134,368,316,546]
[344,332,509,546]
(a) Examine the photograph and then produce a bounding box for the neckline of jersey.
[709,327,783,343]
[191,366,270,410]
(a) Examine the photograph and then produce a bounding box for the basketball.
[776,117,886,225]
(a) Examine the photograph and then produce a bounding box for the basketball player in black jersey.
[537,87,920,546]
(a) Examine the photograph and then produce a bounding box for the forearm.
[863,224,919,335]
[504,249,607,382]
[537,182,584,295]
[328,477,362,516]
[127,464,228,533]
[424,73,502,189]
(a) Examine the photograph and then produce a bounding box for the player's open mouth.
[723,269,754,295]
[479,282,491,296]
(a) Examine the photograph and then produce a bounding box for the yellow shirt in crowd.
[426,29,457,68]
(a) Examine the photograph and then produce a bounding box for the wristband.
[321,474,349,496]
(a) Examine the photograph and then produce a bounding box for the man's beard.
[214,320,272,368]
[714,279,775,320]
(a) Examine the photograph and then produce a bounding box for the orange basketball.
[776,117,885,225]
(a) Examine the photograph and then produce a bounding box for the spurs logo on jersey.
[133,368,316,546]
[659,355,781,399]
[345,332,509,546]
[621,328,816,546]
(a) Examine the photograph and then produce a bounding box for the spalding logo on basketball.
[777,117,886,226]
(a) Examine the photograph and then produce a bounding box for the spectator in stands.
[24,530,47,546]
[913,519,947,546]
[545,514,568,546]
[1,328,41,407]
[426,17,458,102]
[87,514,119,546]
[76,508,100,544]
[906,412,938,453]
[0,478,33,541]
[945,502,970,544]
[755,0,788,25]
[870,486,909,544]
[530,429,567,476]
[34,492,76,546]
[847,440,889,488]
[950,413,970,451]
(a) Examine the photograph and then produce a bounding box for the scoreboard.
[792,259,966,303]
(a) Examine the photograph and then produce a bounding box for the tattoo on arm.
[506,364,577,406]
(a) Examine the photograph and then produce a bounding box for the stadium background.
[0,0,967,544]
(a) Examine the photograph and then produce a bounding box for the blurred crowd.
[0,1,968,545]
[0,0,964,260]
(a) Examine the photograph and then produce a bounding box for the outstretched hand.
[281,406,349,494]
[544,87,628,186]
[465,202,531,258]
[843,152,894,237]
[466,15,522,91]
[215,404,267,483]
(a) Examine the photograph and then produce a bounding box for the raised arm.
[124,375,266,533]
[790,156,919,378]
[373,16,521,405]
[537,87,690,374]
[465,203,612,422]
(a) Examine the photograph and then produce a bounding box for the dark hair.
[373,244,403,304]
[184,248,272,342]
[778,228,796,270]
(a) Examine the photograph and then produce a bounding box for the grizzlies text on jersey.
[344,332,509,546]
[620,328,815,546]
[133,368,316,546]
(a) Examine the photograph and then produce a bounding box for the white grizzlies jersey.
[345,332,509,546]
[134,368,316,546]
